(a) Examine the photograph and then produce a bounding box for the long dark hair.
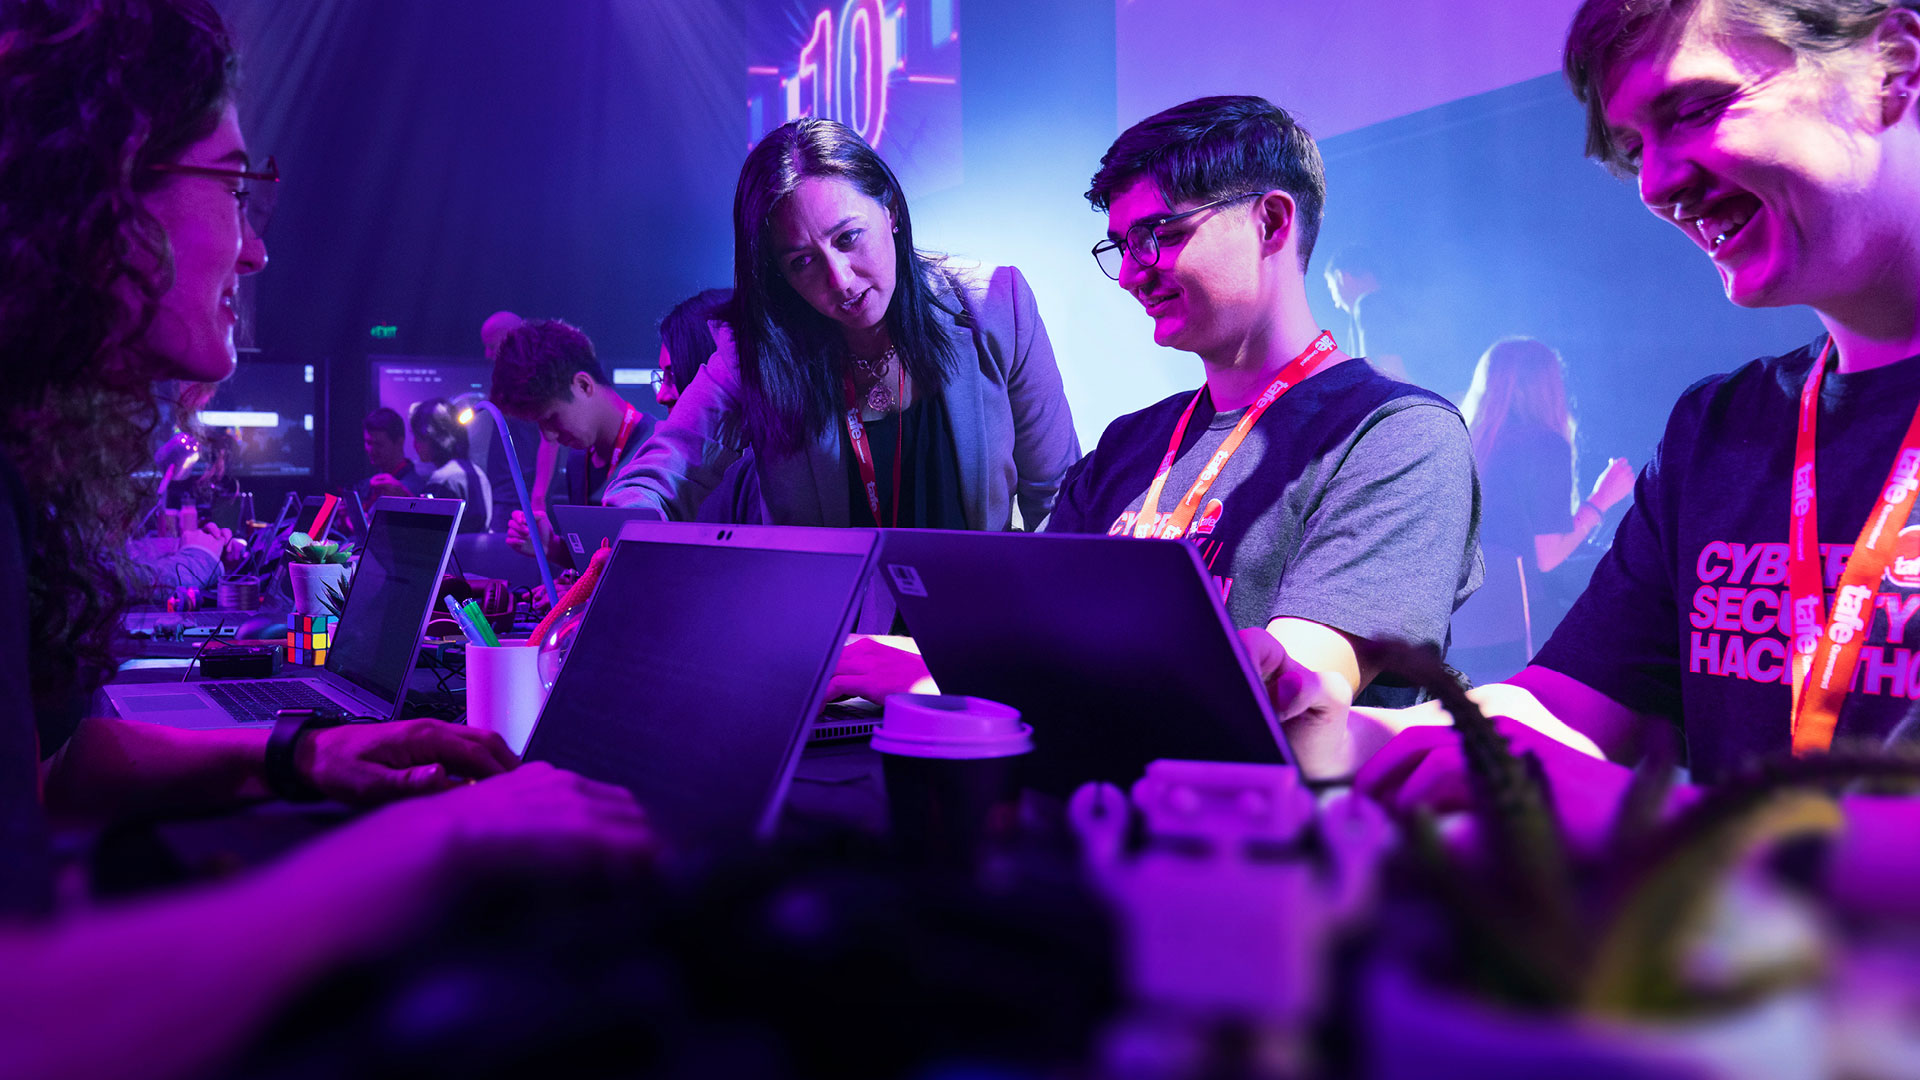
[730,119,961,455]
[0,0,238,708]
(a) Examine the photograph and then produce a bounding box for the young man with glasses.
[1043,95,1483,717]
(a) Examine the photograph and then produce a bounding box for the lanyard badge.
[1129,331,1340,541]
[1786,338,1920,754]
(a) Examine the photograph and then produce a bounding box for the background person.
[490,319,655,560]
[408,396,491,533]
[1449,337,1634,684]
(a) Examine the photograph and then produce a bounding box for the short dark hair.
[658,288,733,393]
[1566,0,1920,175]
[487,319,603,419]
[408,397,468,467]
[363,406,404,442]
[1086,95,1327,270]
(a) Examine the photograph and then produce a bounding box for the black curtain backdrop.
[217,0,747,486]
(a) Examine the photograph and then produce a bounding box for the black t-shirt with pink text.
[1534,338,1920,781]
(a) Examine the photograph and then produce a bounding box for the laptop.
[106,497,463,730]
[875,530,1295,795]
[522,521,879,852]
[549,503,667,570]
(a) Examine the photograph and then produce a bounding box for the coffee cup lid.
[870,693,1032,760]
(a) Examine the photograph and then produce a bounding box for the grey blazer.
[604,264,1080,529]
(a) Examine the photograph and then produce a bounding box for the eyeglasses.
[1091,191,1265,280]
[148,155,280,237]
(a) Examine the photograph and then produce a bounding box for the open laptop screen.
[327,507,456,706]
[525,528,873,850]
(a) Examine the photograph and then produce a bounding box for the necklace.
[849,344,898,413]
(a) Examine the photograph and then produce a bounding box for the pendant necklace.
[849,344,899,413]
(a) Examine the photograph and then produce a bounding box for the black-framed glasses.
[148,155,280,237]
[1092,191,1265,280]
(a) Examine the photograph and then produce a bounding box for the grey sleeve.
[1271,403,1480,653]
[993,266,1081,527]
[603,323,746,520]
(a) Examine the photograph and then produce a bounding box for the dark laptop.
[106,497,463,729]
[549,504,668,570]
[875,530,1295,794]
[522,521,879,852]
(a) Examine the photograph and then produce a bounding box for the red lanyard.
[844,365,907,528]
[1130,331,1340,540]
[1788,338,1920,754]
[590,405,643,506]
[597,405,642,470]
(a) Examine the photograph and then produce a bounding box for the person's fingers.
[1353,726,1457,803]
[397,720,515,779]
[1392,744,1472,815]
[445,723,521,771]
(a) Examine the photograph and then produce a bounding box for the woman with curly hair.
[0,2,649,1075]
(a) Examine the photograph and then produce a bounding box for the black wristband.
[266,709,349,802]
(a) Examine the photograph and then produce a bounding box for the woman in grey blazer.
[604,119,1078,531]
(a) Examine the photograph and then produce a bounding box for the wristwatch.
[266,708,350,802]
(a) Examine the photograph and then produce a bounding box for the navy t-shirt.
[1044,358,1483,708]
[1535,338,1920,781]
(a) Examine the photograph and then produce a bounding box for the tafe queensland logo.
[1887,449,1920,505]
[1887,525,1920,589]
[1791,463,1815,517]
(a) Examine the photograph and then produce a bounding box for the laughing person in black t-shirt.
[1278,0,1920,835]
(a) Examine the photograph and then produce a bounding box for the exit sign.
[369,324,398,339]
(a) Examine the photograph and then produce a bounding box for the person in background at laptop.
[0,3,652,1076]
[603,118,1081,531]
[408,396,492,533]
[491,319,656,561]
[359,405,427,505]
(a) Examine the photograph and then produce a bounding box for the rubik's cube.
[286,613,337,666]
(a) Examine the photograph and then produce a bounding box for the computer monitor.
[200,352,318,477]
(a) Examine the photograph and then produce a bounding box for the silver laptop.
[523,521,879,852]
[106,497,462,729]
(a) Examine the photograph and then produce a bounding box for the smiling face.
[140,103,268,382]
[1602,15,1897,311]
[1105,177,1272,357]
[769,176,898,341]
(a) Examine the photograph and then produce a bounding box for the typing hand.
[367,474,411,500]
[377,761,656,876]
[826,635,937,702]
[1237,627,1357,780]
[177,522,231,561]
[1355,715,1636,852]
[297,718,520,806]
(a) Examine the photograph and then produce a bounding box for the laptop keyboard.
[201,680,338,724]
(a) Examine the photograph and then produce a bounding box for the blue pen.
[444,594,484,645]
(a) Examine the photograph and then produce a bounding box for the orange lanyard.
[1131,331,1340,540]
[844,365,907,528]
[1787,338,1920,754]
